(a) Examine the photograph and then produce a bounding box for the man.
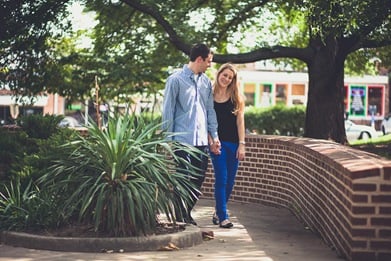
[162,43,221,225]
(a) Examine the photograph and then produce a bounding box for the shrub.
[0,116,82,232]
[245,105,306,136]
[0,129,28,181]
[0,113,79,185]
[10,127,79,182]
[17,114,63,139]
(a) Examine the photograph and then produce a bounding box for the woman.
[209,63,245,228]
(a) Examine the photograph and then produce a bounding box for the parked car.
[59,116,82,128]
[58,116,88,132]
[345,119,378,143]
[381,113,391,135]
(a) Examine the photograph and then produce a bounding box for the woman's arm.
[236,100,245,160]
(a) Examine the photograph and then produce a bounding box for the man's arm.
[206,81,221,150]
[162,77,177,137]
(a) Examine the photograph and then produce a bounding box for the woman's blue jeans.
[210,141,239,222]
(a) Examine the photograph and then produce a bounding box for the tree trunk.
[304,38,347,144]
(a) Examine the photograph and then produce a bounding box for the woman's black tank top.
[214,99,238,143]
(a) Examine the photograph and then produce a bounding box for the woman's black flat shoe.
[219,219,233,228]
[212,212,219,225]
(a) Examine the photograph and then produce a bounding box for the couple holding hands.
[162,43,245,228]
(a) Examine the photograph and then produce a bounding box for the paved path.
[0,198,344,261]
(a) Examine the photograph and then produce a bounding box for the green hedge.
[245,105,306,136]
[134,106,306,137]
[0,114,77,183]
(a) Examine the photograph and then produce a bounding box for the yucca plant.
[38,113,201,237]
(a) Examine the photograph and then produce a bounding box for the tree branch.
[212,45,313,64]
[122,0,192,54]
[122,0,313,65]
[341,35,391,54]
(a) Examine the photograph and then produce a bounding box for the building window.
[0,106,11,125]
[244,83,255,106]
[292,84,305,95]
[350,85,366,116]
[291,84,306,105]
[259,83,272,107]
[367,85,384,117]
[275,84,287,105]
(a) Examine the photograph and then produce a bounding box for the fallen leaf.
[158,242,180,251]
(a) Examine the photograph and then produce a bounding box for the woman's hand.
[237,143,245,160]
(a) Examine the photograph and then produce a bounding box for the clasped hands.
[210,139,221,155]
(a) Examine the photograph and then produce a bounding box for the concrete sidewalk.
[0,198,343,261]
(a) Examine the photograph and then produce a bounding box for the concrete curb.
[1,225,202,252]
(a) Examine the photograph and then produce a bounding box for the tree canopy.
[0,0,71,97]
[104,0,391,143]
[1,0,390,143]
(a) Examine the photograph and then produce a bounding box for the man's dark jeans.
[174,145,209,223]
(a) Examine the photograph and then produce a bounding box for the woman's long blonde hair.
[213,63,245,115]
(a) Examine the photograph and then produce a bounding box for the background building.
[0,89,65,125]
[238,70,389,126]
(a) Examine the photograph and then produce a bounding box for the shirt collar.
[183,64,201,79]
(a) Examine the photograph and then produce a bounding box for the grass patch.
[349,134,391,146]
[349,134,391,160]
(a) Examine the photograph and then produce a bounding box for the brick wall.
[202,134,391,261]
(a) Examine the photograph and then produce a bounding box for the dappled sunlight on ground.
[0,198,341,261]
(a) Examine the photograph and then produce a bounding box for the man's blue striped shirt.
[162,65,218,146]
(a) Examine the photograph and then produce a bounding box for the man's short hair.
[189,43,212,62]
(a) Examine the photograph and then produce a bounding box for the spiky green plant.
[0,178,62,231]
[38,113,201,237]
